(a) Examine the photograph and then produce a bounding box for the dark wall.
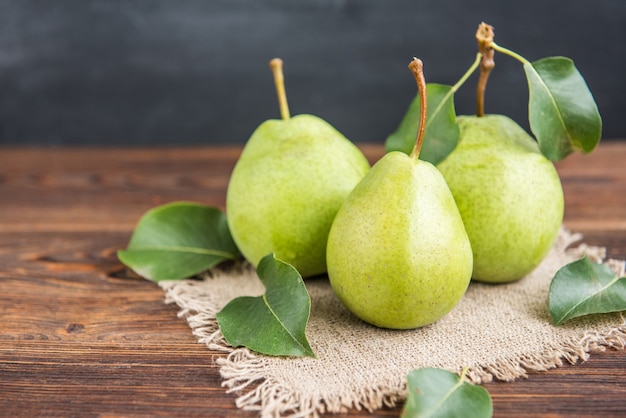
[0,0,624,146]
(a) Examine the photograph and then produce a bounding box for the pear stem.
[408,57,427,162]
[269,58,290,120]
[476,22,495,117]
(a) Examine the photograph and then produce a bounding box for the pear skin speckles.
[226,114,370,278]
[437,114,564,283]
[327,152,473,329]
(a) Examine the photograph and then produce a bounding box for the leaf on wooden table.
[524,57,602,161]
[117,202,240,281]
[549,255,626,326]
[402,368,492,418]
[385,83,460,165]
[216,254,315,358]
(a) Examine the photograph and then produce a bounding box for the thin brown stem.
[408,58,427,161]
[476,22,495,117]
[269,58,290,120]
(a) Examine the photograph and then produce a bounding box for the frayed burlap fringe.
[159,227,626,418]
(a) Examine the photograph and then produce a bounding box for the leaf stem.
[425,52,481,132]
[491,42,532,66]
[269,58,291,120]
[451,53,482,94]
[476,22,495,117]
[408,57,427,162]
[459,366,470,381]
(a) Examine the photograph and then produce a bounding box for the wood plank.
[0,230,249,417]
[555,142,626,232]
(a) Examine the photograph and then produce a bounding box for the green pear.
[226,59,370,278]
[326,59,473,329]
[437,114,564,283]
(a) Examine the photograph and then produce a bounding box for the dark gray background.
[0,0,624,146]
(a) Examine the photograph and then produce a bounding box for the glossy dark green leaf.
[117,202,240,281]
[524,57,602,161]
[549,255,626,326]
[402,368,492,418]
[216,254,315,358]
[385,83,460,165]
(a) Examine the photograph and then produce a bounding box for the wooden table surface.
[1,142,625,417]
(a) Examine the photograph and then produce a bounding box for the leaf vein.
[527,63,572,143]
[133,245,236,259]
[558,274,622,323]
[422,376,464,417]
[262,293,308,352]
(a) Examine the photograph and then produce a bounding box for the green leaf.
[117,202,240,281]
[549,255,626,326]
[402,368,492,418]
[385,83,460,165]
[524,57,602,161]
[216,254,315,358]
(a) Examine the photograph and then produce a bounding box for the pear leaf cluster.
[385,83,460,165]
[524,57,602,161]
[117,202,240,281]
[216,254,315,358]
[402,368,493,418]
[385,41,602,164]
[549,256,626,326]
[117,202,316,357]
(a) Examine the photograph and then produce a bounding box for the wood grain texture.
[1,142,625,417]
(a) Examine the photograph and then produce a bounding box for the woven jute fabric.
[159,228,626,418]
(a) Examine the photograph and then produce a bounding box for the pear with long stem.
[226,58,370,278]
[437,23,565,283]
[326,58,473,329]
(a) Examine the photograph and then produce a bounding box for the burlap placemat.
[159,228,626,417]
